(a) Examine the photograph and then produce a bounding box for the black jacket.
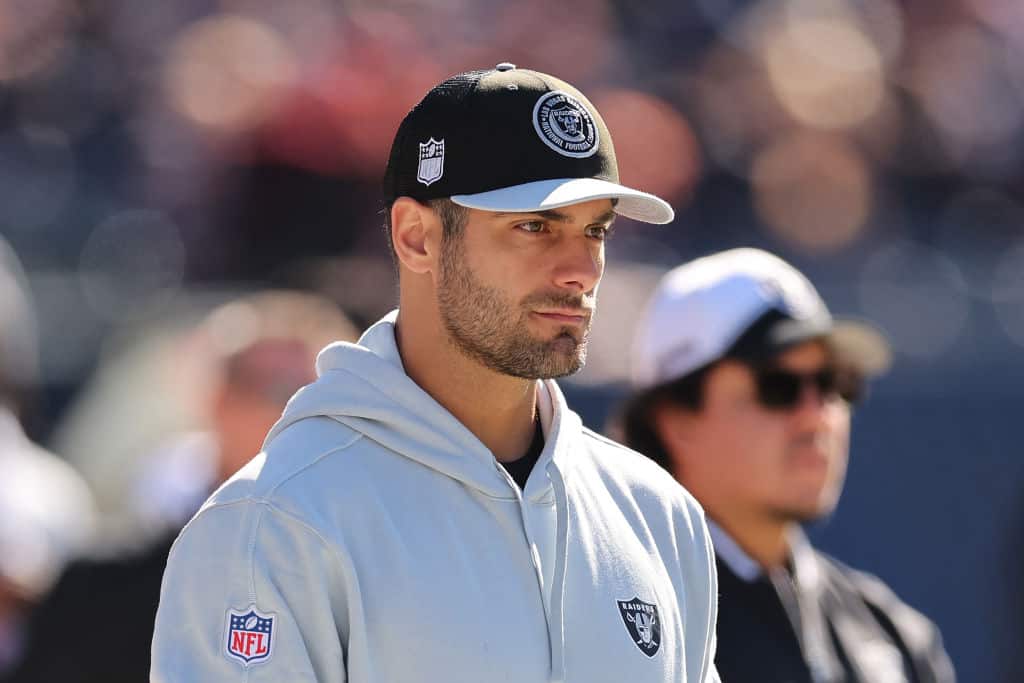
[1,531,176,683]
[714,530,955,683]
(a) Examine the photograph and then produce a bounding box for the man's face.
[679,340,852,523]
[436,198,614,379]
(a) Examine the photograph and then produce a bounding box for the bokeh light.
[760,5,887,130]
[592,89,702,203]
[164,14,297,134]
[907,23,1024,168]
[858,241,970,359]
[218,0,345,65]
[751,131,872,252]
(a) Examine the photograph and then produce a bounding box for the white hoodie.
[151,312,720,682]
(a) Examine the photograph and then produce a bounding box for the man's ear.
[391,197,440,275]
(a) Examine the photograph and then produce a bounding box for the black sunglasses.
[753,366,863,410]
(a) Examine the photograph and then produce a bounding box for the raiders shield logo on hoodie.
[617,597,661,657]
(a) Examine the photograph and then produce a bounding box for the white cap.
[630,248,892,391]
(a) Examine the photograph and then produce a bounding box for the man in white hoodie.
[152,63,720,682]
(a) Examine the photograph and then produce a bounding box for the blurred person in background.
[0,417,94,677]
[622,248,955,683]
[0,239,95,676]
[152,64,720,682]
[3,290,358,683]
[125,290,359,539]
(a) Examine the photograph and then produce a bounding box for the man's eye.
[516,221,546,233]
[585,225,614,240]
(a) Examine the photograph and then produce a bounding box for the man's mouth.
[532,309,591,325]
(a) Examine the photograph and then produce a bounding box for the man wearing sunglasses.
[622,248,955,682]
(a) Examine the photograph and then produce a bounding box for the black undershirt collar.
[501,417,545,490]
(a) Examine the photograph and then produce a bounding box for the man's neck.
[706,508,794,571]
[394,313,538,463]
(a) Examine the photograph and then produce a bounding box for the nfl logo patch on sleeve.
[225,605,276,666]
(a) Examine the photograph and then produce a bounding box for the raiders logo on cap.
[532,91,599,159]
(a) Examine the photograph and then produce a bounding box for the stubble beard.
[437,236,593,380]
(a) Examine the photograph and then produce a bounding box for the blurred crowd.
[4,0,1024,385]
[1,0,1023,680]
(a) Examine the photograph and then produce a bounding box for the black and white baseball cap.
[630,248,892,390]
[383,63,674,224]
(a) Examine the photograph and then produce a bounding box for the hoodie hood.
[263,310,583,501]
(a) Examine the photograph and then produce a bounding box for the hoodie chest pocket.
[351,505,555,682]
[371,579,551,681]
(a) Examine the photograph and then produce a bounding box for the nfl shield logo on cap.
[416,137,445,186]
[225,605,275,666]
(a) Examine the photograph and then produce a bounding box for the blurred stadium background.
[1,0,1022,680]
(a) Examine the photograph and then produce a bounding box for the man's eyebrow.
[492,208,618,224]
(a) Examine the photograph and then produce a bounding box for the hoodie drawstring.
[547,463,570,683]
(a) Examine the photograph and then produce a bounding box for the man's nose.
[552,239,603,293]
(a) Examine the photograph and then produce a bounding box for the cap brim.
[450,177,674,225]
[828,320,892,377]
[738,314,892,377]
